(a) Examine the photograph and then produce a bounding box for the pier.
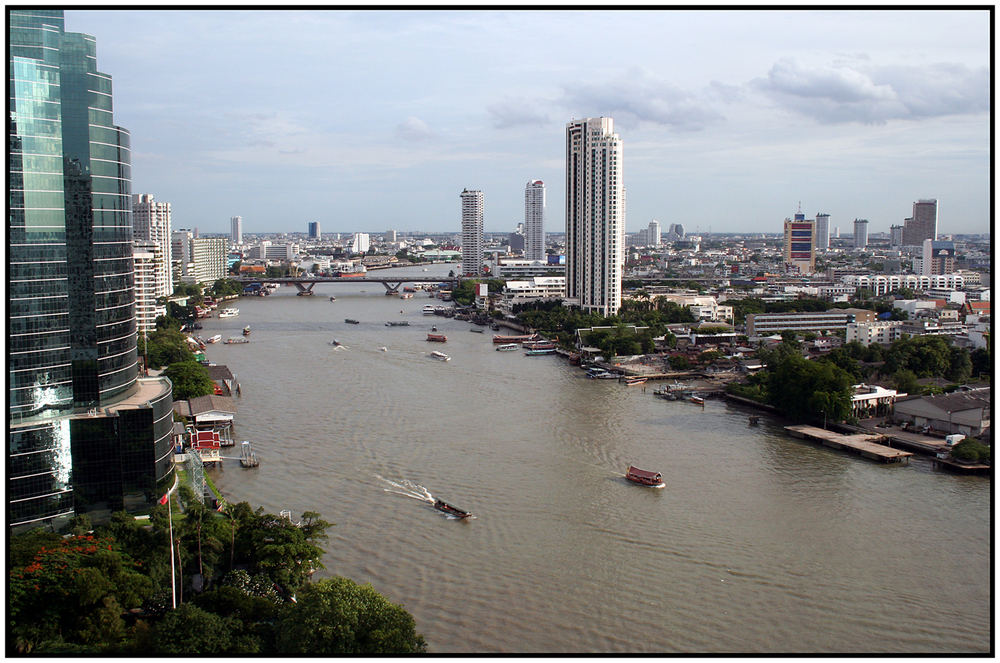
[785,425,913,464]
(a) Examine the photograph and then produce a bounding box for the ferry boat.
[224,337,249,344]
[525,347,556,356]
[493,333,540,344]
[623,376,648,386]
[386,321,410,327]
[218,307,239,318]
[496,343,519,352]
[206,334,222,344]
[523,340,556,350]
[426,333,447,342]
[429,350,451,361]
[433,498,471,518]
[690,395,705,406]
[626,466,664,487]
[345,318,360,324]
[422,305,436,315]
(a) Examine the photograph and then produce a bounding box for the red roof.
[627,466,661,480]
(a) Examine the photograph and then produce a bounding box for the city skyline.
[65,8,990,235]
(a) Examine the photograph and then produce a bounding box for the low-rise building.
[746,309,874,337]
[499,277,566,312]
[893,390,991,437]
[846,320,905,346]
[851,384,901,418]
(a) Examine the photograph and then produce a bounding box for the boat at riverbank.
[423,305,436,315]
[219,307,239,318]
[494,334,540,344]
[206,334,222,344]
[626,466,664,487]
[496,343,518,352]
[525,348,556,356]
[624,376,648,386]
[433,498,471,518]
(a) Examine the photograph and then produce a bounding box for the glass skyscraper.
[9,9,174,531]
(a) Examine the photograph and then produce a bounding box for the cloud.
[395,116,435,141]
[753,57,988,124]
[487,100,550,129]
[557,71,724,131]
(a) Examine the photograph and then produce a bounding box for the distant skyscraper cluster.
[460,189,484,277]
[524,180,546,261]
[564,117,625,316]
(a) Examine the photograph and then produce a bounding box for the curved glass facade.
[9,10,169,531]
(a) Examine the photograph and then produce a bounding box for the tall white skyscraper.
[351,233,370,254]
[524,180,546,261]
[647,219,661,246]
[131,193,173,298]
[231,215,243,245]
[564,117,625,316]
[815,213,830,250]
[460,189,484,277]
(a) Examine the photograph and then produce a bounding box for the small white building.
[851,384,901,419]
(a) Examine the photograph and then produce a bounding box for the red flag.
[159,493,169,505]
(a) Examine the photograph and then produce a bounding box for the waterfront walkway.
[785,425,913,464]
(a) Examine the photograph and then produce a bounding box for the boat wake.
[376,475,434,504]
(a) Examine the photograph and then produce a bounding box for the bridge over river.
[232,275,462,296]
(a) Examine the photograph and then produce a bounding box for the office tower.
[783,213,815,273]
[564,117,625,316]
[509,227,525,253]
[921,239,956,275]
[524,180,546,261]
[9,10,173,531]
[853,218,869,249]
[460,189,484,277]
[386,229,397,243]
[889,224,904,248]
[647,219,661,246]
[351,233,370,254]
[814,213,830,250]
[308,221,321,240]
[901,199,937,246]
[131,193,173,298]
[231,215,243,245]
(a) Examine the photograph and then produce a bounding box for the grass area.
[204,472,223,501]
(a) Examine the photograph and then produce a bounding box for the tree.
[275,577,426,654]
[152,603,238,654]
[143,328,196,368]
[892,369,921,395]
[970,348,991,379]
[951,438,991,463]
[765,354,853,422]
[163,361,215,400]
[946,346,972,383]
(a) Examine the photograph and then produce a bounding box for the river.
[200,264,991,654]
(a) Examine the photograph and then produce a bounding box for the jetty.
[785,425,912,464]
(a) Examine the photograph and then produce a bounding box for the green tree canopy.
[275,577,427,654]
[163,361,215,400]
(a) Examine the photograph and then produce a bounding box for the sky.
[64,7,991,236]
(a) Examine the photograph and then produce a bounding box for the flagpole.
[168,493,176,609]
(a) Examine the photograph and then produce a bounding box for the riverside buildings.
[9,9,173,531]
[461,188,484,277]
[131,193,172,298]
[524,180,546,261]
[564,117,625,316]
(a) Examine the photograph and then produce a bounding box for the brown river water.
[201,264,991,654]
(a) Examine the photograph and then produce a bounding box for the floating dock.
[785,425,913,464]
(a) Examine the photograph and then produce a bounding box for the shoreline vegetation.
[8,489,427,655]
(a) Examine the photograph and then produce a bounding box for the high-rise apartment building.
[131,193,172,298]
[308,221,321,240]
[524,180,546,261]
[132,241,164,333]
[564,117,625,316]
[901,199,937,246]
[460,189,484,277]
[351,233,370,254]
[853,218,869,249]
[9,10,173,531]
[783,213,815,273]
[172,229,193,283]
[231,215,243,245]
[385,229,397,243]
[814,213,830,250]
[191,237,228,283]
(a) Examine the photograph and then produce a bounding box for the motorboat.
[329,296,337,302]
[429,351,451,361]
[218,307,239,318]
[623,376,648,386]
[433,499,471,518]
[242,325,251,336]
[525,348,556,356]
[386,321,410,326]
[206,334,222,344]
[496,343,519,352]
[345,318,360,324]
[626,466,664,488]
